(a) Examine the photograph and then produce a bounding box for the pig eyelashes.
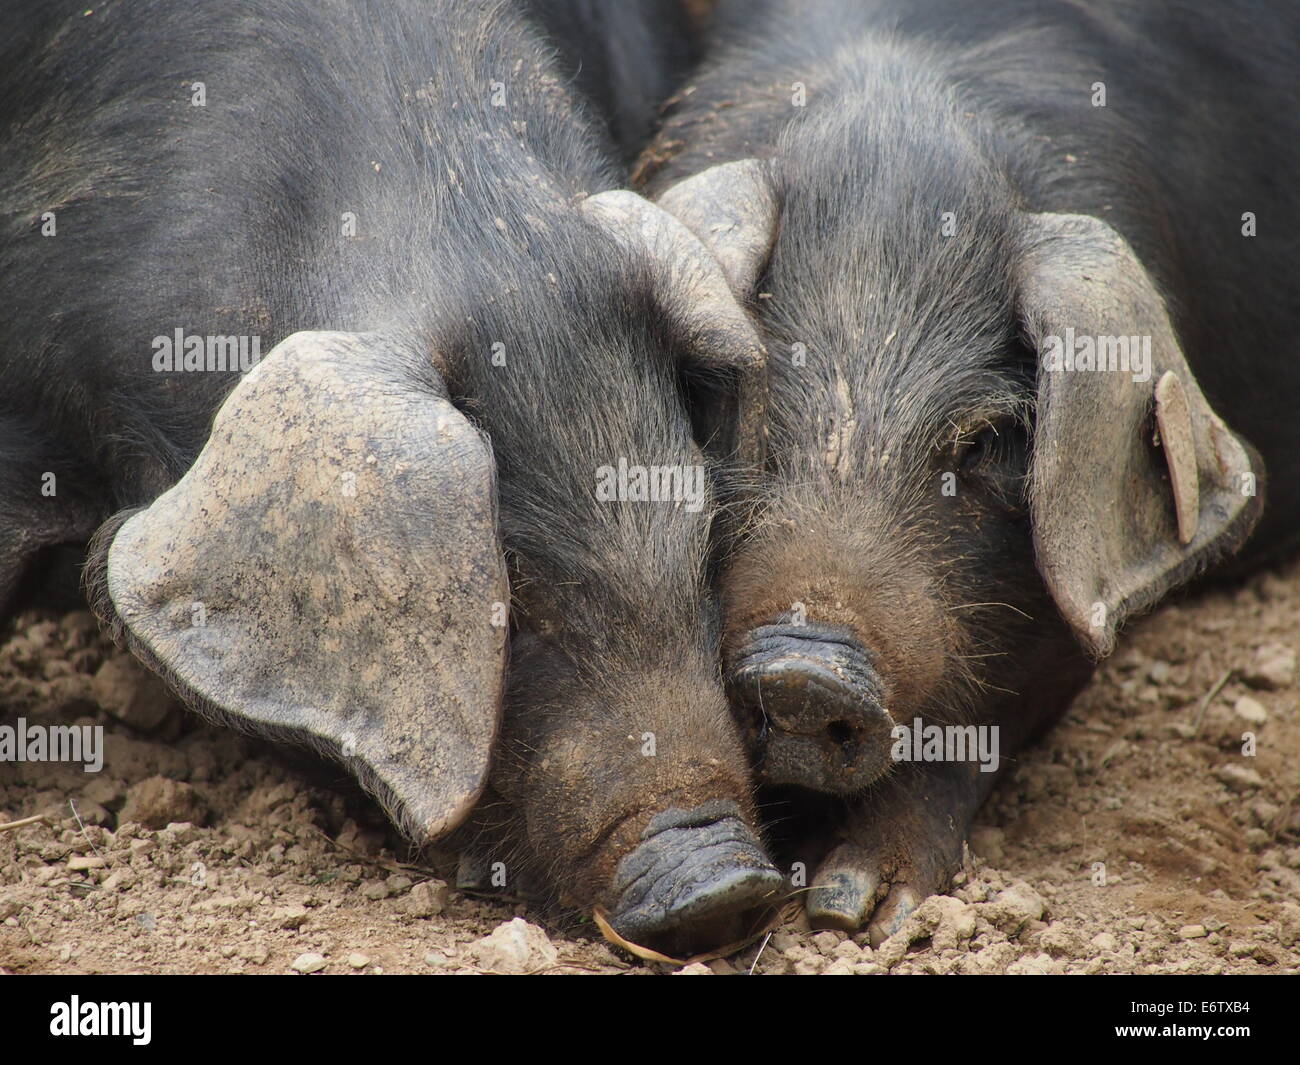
[954,421,1030,508]
[955,422,1016,471]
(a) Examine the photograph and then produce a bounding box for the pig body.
[0,0,779,950]
[643,0,1300,939]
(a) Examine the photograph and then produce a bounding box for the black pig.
[0,0,779,951]
[642,0,1300,941]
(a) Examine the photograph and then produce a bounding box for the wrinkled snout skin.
[729,621,894,792]
[608,800,784,951]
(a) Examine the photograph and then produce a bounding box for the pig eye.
[958,423,1028,506]
[959,427,996,471]
[958,425,1004,471]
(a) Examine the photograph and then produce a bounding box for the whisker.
[948,600,1033,619]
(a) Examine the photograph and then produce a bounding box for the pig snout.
[728,623,895,793]
[607,800,784,952]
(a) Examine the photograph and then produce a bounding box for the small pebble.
[1233,695,1268,724]
[1243,644,1295,690]
[290,952,327,974]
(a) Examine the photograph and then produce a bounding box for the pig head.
[83,192,782,954]
[652,155,1262,934]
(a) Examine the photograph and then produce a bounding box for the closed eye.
[959,425,1000,472]
[957,421,1029,506]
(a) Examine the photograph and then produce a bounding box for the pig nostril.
[826,720,855,747]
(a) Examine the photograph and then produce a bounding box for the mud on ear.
[1018,213,1263,658]
[90,331,509,841]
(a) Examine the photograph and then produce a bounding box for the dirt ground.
[2,559,1298,976]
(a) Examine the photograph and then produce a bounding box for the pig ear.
[583,186,770,470]
[97,331,509,841]
[655,159,780,300]
[1018,213,1262,658]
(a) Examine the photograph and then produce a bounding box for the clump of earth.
[2,562,1298,974]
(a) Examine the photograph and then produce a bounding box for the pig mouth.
[728,624,895,794]
[606,800,785,954]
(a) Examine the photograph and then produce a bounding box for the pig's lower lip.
[607,800,784,954]
[728,624,894,793]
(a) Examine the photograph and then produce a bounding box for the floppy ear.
[654,159,779,301]
[584,177,773,471]
[98,331,508,841]
[1018,213,1263,658]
